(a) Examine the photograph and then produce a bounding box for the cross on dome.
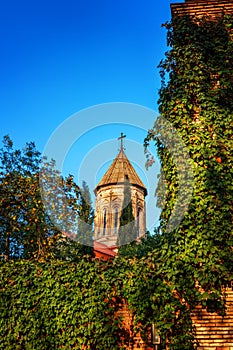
[118,132,126,151]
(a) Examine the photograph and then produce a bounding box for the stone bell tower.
[94,134,147,247]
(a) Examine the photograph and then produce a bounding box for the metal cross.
[118,132,126,151]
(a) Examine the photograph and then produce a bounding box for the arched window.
[137,208,141,237]
[103,209,107,236]
[114,208,118,235]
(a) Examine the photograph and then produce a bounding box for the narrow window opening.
[114,208,118,235]
[103,209,107,236]
[137,209,141,237]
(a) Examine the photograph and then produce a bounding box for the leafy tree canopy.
[0,135,94,261]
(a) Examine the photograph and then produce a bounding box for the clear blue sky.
[0,0,182,231]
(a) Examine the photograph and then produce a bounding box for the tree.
[0,136,92,261]
[76,181,94,256]
[117,177,137,248]
[0,135,49,260]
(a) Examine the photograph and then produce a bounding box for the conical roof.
[94,149,147,195]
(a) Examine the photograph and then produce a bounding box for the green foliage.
[0,260,126,350]
[76,181,94,256]
[117,178,138,248]
[144,12,233,348]
[118,230,160,259]
[0,135,54,260]
[117,252,197,349]
[0,256,200,350]
[1,13,233,350]
[0,136,93,261]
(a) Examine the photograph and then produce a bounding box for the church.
[93,133,147,258]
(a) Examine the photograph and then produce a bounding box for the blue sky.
[0,0,182,231]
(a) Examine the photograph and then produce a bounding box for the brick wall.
[116,287,233,349]
[171,0,233,19]
[115,299,151,350]
[192,286,233,350]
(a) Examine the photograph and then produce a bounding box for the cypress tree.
[117,176,137,247]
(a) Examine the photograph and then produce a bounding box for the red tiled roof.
[94,241,116,259]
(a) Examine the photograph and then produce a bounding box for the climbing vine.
[1,12,233,350]
[0,260,126,350]
[144,11,233,349]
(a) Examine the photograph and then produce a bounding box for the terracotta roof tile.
[94,241,116,257]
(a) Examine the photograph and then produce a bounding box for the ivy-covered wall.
[144,4,233,350]
[0,260,125,350]
[191,285,233,349]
